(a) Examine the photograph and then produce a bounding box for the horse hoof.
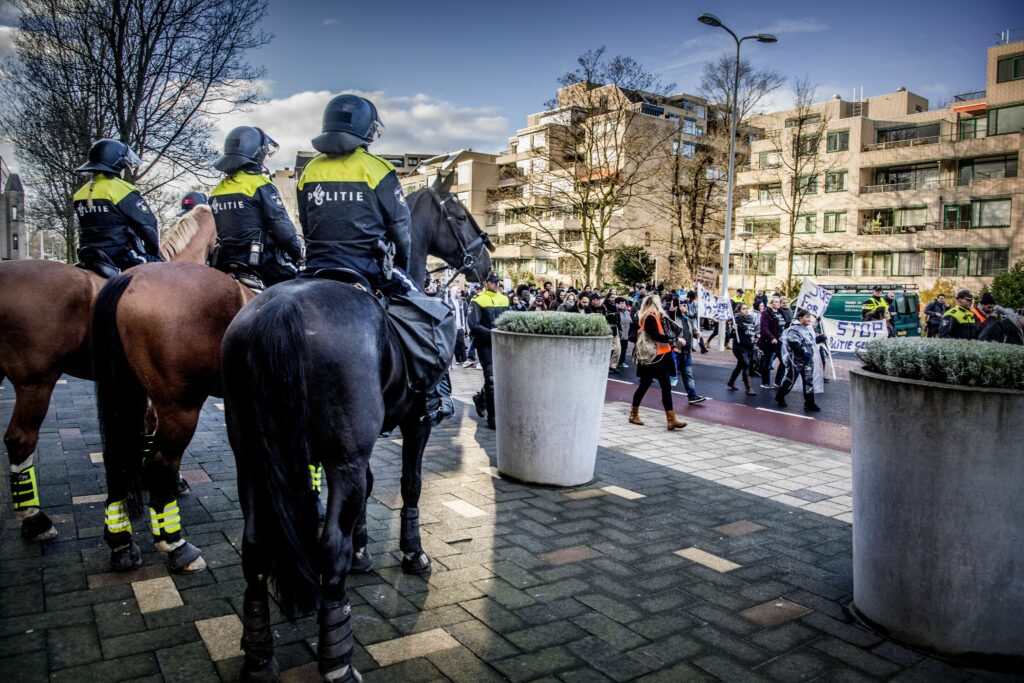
[350,547,374,574]
[240,656,280,683]
[111,542,143,572]
[401,550,431,575]
[176,475,191,497]
[167,541,207,574]
[321,664,362,683]
[21,511,58,542]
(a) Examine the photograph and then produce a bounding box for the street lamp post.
[697,13,777,350]
[738,229,754,291]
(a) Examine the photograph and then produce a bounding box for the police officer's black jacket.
[209,171,302,262]
[296,148,411,273]
[72,175,160,256]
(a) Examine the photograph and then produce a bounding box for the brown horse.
[89,208,254,573]
[0,207,216,542]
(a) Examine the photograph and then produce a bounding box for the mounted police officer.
[210,127,303,287]
[296,94,414,293]
[299,94,453,424]
[177,191,208,217]
[73,138,161,275]
[937,290,979,339]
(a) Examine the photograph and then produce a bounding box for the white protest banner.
[821,318,888,354]
[713,297,733,321]
[795,277,833,319]
[696,284,717,319]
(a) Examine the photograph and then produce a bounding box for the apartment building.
[484,84,711,283]
[733,37,1024,293]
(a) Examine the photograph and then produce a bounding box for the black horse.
[221,187,492,683]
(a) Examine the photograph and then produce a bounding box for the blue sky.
[0,0,1019,172]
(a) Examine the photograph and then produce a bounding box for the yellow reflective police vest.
[943,306,976,325]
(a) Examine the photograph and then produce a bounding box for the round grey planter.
[850,367,1024,660]
[492,330,612,486]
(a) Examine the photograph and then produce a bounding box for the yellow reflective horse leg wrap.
[104,500,132,535]
[309,464,324,494]
[10,465,41,510]
[149,500,182,538]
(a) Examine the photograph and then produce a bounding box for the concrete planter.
[850,367,1024,661]
[492,330,612,486]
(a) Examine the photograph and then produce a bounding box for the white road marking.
[756,407,814,420]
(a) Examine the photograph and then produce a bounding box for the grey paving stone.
[47,623,102,670]
[444,619,519,661]
[49,652,160,682]
[491,644,579,682]
[156,640,219,683]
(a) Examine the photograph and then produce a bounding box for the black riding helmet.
[177,191,208,217]
[76,139,142,175]
[312,94,384,156]
[214,126,278,174]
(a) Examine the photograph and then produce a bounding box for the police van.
[816,285,921,337]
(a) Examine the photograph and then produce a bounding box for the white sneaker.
[463,360,476,368]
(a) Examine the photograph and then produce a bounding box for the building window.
[797,175,818,194]
[862,252,892,276]
[988,104,1024,136]
[971,198,1011,227]
[892,252,923,276]
[486,211,498,227]
[940,249,1010,276]
[958,155,1018,185]
[794,213,817,233]
[792,254,814,276]
[996,54,1024,83]
[825,170,847,192]
[757,184,781,201]
[875,164,939,190]
[535,259,550,275]
[759,151,781,168]
[959,117,988,140]
[824,211,847,233]
[876,123,940,144]
[815,253,852,276]
[794,135,820,156]
[755,253,777,274]
[682,143,696,158]
[826,130,849,152]
[785,114,821,128]
[644,231,652,247]
[533,131,546,148]
[683,119,699,135]
[744,217,781,236]
[12,233,18,252]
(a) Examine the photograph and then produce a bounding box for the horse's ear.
[431,171,455,194]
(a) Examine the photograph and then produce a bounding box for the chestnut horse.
[0,207,215,542]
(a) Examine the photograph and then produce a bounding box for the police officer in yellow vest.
[210,127,303,286]
[296,94,415,293]
[731,289,745,313]
[73,139,161,274]
[861,286,890,320]
[469,274,510,429]
[937,290,979,339]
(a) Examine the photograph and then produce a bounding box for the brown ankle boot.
[628,406,644,425]
[665,410,687,430]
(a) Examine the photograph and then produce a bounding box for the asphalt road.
[609,357,851,426]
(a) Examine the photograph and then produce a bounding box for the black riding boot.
[423,372,454,427]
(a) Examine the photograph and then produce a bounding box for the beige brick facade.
[733,40,1024,294]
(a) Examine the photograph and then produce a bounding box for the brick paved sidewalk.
[0,377,1001,682]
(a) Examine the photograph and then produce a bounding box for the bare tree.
[760,77,847,292]
[0,0,269,261]
[700,54,786,128]
[498,47,676,285]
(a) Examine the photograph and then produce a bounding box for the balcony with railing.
[859,177,950,193]
[860,220,932,236]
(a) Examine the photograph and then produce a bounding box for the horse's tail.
[223,293,319,617]
[91,274,147,518]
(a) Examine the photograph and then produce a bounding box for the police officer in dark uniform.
[177,191,208,217]
[210,127,302,286]
[296,94,415,293]
[861,286,889,320]
[469,273,510,429]
[937,290,979,339]
[73,138,161,272]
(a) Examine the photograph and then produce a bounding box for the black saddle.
[311,267,374,293]
[75,247,120,279]
[219,261,265,292]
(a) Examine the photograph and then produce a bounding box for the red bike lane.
[604,379,852,453]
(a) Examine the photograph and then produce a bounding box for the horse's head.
[409,186,493,284]
[163,205,218,264]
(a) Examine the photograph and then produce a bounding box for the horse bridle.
[425,187,493,289]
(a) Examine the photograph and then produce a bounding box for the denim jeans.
[677,350,698,400]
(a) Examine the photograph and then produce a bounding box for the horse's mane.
[162,205,212,260]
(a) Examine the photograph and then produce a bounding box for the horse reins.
[425,187,492,290]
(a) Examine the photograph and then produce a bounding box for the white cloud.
[757,19,829,35]
[214,88,509,169]
[322,18,339,26]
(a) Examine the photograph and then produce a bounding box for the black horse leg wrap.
[317,600,354,671]
[21,511,54,540]
[353,515,368,550]
[241,590,274,661]
[399,507,421,553]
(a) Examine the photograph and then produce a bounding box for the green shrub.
[859,338,1024,390]
[495,311,611,337]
